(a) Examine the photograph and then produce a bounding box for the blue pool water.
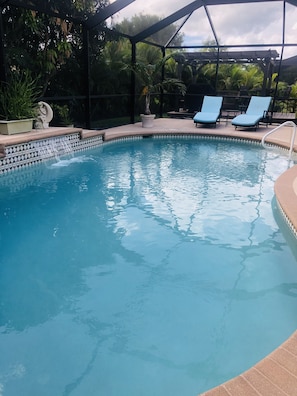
[1,137,297,396]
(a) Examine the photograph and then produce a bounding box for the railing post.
[261,121,296,160]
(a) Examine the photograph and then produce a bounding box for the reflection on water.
[0,138,297,396]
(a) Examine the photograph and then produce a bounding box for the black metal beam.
[131,0,204,43]
[203,0,282,4]
[177,50,279,62]
[86,0,135,30]
[272,0,286,112]
[0,6,7,83]
[130,0,283,44]
[201,0,297,9]
[286,0,297,6]
[130,42,136,124]
[164,13,192,48]
[168,43,294,50]
[83,27,91,129]
[204,5,219,45]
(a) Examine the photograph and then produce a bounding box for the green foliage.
[201,62,264,92]
[290,81,297,98]
[136,43,163,64]
[51,104,73,126]
[0,71,40,120]
[1,1,109,95]
[114,14,184,46]
[93,39,132,95]
[5,6,296,123]
[124,54,186,115]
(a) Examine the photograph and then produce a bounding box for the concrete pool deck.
[1,117,297,395]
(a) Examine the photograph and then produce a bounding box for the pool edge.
[1,118,297,396]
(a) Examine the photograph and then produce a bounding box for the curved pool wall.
[1,120,297,396]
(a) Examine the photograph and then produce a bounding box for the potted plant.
[126,54,186,127]
[0,70,40,134]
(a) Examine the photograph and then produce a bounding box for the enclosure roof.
[3,0,297,19]
[2,0,297,58]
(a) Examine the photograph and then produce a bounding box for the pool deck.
[1,118,297,395]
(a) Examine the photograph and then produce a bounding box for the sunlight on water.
[0,138,297,396]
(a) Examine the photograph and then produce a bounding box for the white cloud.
[110,0,297,58]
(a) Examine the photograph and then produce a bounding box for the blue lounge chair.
[232,96,272,130]
[193,96,223,127]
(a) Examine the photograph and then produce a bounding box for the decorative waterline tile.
[0,133,103,174]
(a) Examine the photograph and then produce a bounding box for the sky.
[109,0,297,59]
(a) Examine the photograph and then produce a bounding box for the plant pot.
[0,119,34,135]
[141,114,155,128]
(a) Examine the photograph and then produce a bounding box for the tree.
[94,39,132,94]
[113,14,184,46]
[122,53,186,115]
[1,1,109,95]
[91,17,185,114]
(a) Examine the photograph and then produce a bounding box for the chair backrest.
[246,96,272,116]
[201,95,223,113]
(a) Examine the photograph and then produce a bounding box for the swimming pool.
[1,137,297,396]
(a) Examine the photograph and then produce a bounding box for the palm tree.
[127,53,186,115]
